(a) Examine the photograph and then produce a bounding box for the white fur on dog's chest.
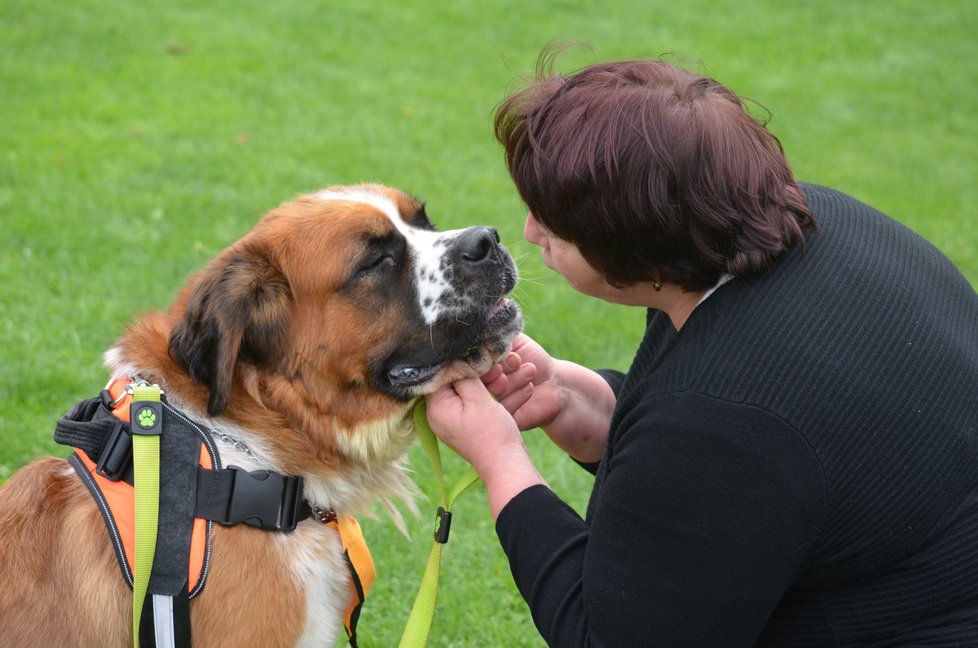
[283,521,353,647]
[203,422,364,646]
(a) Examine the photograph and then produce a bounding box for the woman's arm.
[540,358,617,463]
[496,393,826,647]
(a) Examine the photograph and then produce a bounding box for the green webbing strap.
[131,384,163,647]
[399,402,480,648]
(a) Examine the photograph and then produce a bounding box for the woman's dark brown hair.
[494,49,816,291]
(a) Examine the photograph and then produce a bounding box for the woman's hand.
[425,377,547,520]
[425,376,521,469]
[479,333,617,464]
[479,333,562,431]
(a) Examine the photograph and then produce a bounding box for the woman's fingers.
[481,352,521,385]
[485,363,537,401]
[497,381,534,415]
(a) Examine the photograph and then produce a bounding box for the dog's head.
[164,184,521,428]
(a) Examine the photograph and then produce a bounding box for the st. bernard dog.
[0,184,522,647]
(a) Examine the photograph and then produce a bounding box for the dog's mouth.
[383,297,521,393]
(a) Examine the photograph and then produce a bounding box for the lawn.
[1,0,976,646]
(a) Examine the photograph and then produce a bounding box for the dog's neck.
[201,409,419,521]
[104,345,419,522]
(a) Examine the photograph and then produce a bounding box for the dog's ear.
[169,247,292,416]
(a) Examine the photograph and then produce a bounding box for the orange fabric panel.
[76,450,137,575]
[187,443,212,591]
[335,515,375,599]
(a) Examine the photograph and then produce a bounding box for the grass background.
[1,1,976,646]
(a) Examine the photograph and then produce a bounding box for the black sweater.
[496,184,978,647]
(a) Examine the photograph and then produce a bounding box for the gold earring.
[653,280,663,292]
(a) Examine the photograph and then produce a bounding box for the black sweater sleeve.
[496,392,827,647]
[595,368,626,396]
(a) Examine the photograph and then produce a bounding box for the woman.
[425,54,978,646]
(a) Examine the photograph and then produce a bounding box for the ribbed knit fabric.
[496,184,978,647]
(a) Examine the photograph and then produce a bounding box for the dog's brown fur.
[0,184,521,646]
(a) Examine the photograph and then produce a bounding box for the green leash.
[399,402,480,648]
[131,384,163,646]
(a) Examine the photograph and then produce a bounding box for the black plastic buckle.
[95,421,132,481]
[434,506,452,544]
[224,466,305,531]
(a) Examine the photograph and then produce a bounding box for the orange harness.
[56,378,374,646]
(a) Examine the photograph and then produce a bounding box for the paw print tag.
[131,401,163,436]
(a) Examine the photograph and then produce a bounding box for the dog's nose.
[457,226,500,263]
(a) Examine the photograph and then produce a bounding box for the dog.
[0,184,522,647]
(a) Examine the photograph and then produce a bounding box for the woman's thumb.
[451,376,491,401]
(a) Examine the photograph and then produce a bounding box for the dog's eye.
[343,251,395,289]
[365,254,394,271]
[348,234,401,286]
[356,253,394,279]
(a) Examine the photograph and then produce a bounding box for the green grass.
[2,0,976,646]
